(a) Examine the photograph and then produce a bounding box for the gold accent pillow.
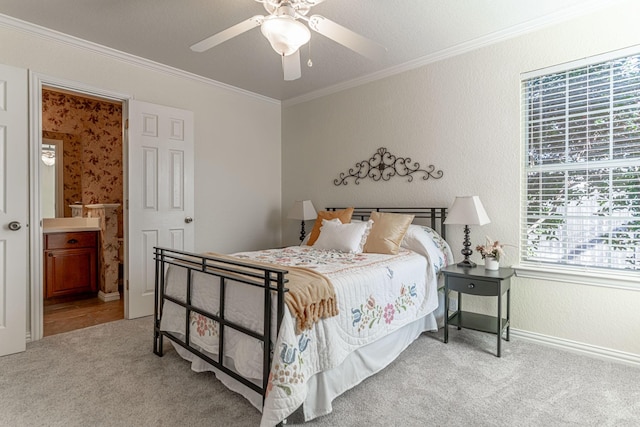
[306,207,355,246]
[364,211,415,255]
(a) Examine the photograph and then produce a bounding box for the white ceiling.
[0,0,615,102]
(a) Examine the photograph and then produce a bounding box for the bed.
[153,207,452,426]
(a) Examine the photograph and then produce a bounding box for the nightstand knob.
[468,283,475,289]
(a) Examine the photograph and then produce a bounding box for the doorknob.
[184,217,193,224]
[8,221,22,231]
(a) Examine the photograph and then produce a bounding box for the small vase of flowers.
[476,237,505,270]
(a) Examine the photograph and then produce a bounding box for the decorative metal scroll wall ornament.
[334,147,444,186]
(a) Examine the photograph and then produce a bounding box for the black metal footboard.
[153,247,289,403]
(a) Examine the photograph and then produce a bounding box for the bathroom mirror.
[41,138,64,218]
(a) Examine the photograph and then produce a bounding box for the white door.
[127,100,194,319]
[0,64,28,356]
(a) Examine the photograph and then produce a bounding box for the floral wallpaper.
[42,89,123,237]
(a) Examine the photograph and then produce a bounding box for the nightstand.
[442,265,515,357]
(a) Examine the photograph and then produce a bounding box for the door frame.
[28,72,131,341]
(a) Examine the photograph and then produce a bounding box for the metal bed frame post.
[276,271,286,333]
[262,271,272,401]
[218,276,226,365]
[273,270,287,426]
[440,207,447,240]
[154,247,165,356]
[185,263,193,347]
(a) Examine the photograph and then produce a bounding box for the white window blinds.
[522,52,640,272]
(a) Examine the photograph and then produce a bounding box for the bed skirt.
[169,289,445,422]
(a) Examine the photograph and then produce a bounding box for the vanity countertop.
[42,217,101,233]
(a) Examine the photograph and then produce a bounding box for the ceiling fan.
[190,0,386,81]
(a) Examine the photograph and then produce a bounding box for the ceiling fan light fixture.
[261,15,310,56]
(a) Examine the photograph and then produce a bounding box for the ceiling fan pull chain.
[307,38,313,67]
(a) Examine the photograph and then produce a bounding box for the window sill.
[513,263,639,292]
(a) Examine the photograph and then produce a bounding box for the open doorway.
[40,87,125,336]
[30,73,192,341]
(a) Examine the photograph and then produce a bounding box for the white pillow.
[313,219,373,253]
[301,218,340,246]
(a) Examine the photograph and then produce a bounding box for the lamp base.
[456,259,477,268]
[456,224,476,268]
[299,220,306,242]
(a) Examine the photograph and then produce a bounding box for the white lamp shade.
[287,200,317,221]
[261,16,310,56]
[444,196,491,226]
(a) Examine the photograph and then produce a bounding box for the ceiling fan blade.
[282,49,302,81]
[307,15,386,60]
[190,15,263,52]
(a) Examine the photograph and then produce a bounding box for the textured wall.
[282,1,640,356]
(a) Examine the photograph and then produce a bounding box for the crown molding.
[0,0,621,108]
[0,13,280,106]
[282,0,622,107]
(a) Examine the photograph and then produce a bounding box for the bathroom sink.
[42,217,101,233]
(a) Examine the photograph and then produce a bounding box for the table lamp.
[444,196,491,267]
[287,200,317,242]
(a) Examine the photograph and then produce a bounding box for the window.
[522,51,640,273]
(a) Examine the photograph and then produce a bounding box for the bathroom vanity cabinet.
[44,231,99,299]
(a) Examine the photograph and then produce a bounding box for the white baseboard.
[510,328,640,367]
[98,291,121,302]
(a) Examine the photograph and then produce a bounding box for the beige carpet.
[1,317,639,426]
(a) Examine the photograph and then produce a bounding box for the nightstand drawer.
[447,276,498,296]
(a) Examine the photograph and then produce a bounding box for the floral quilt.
[238,247,437,426]
[161,244,445,427]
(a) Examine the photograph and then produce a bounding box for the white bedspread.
[160,245,442,426]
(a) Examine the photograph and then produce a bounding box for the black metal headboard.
[326,207,447,240]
